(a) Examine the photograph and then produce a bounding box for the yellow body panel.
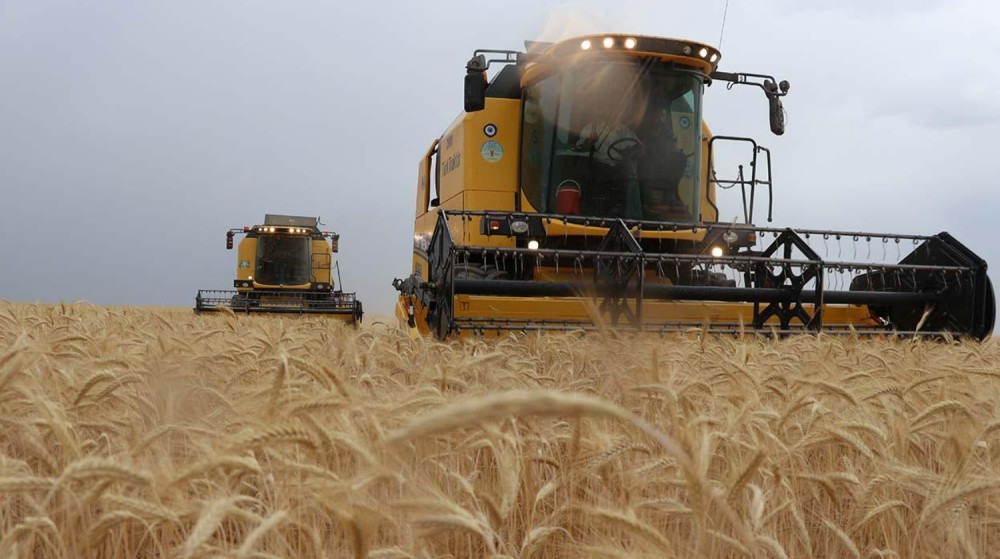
[397,290,878,339]
[438,98,521,206]
[236,238,257,285]
[411,97,524,276]
[452,296,877,334]
[311,239,333,286]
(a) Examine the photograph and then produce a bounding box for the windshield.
[520,60,703,222]
[255,237,311,285]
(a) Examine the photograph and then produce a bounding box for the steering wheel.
[607,137,643,162]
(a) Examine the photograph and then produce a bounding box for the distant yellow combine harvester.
[393,33,994,339]
[196,214,363,324]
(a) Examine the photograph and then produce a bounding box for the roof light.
[603,37,614,48]
[580,39,592,50]
[710,53,719,63]
[683,45,692,55]
[624,37,637,49]
[699,47,709,58]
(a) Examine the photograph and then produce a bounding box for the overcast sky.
[1,0,997,325]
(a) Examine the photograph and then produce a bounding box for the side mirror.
[763,80,786,136]
[430,197,440,208]
[464,72,487,112]
[226,231,234,250]
[768,96,785,136]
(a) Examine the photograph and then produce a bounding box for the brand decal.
[483,123,498,137]
[240,260,251,269]
[481,141,503,163]
[442,151,461,176]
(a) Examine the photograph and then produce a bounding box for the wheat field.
[1,302,999,558]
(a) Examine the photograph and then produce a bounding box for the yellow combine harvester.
[393,34,994,339]
[196,214,363,323]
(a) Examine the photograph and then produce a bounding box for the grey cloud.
[870,84,1000,129]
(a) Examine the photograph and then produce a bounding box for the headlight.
[722,231,738,244]
[510,220,529,234]
[527,240,540,250]
[710,246,724,257]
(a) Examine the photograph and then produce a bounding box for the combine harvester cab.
[196,214,363,324]
[394,35,994,340]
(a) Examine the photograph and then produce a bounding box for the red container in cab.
[555,180,581,214]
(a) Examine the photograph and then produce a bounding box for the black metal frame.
[707,136,773,224]
[194,289,362,322]
[393,210,994,339]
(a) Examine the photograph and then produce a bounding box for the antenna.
[718,0,731,49]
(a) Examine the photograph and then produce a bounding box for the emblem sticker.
[483,123,498,137]
[481,140,503,162]
[240,260,251,269]
[678,116,691,129]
